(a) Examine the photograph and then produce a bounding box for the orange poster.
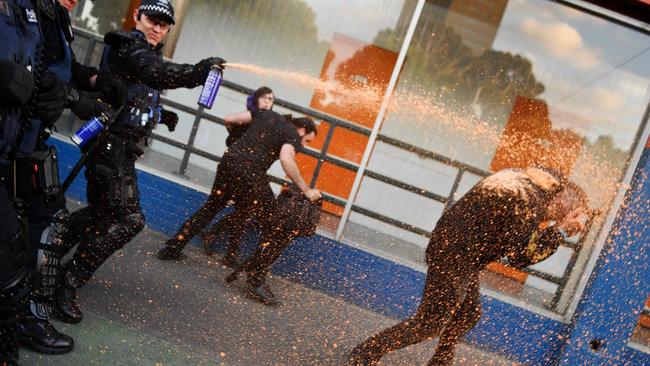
[298,33,398,216]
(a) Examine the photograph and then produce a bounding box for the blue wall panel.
[558,143,650,366]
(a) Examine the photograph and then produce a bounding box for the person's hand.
[160,109,179,132]
[35,72,68,127]
[246,94,257,113]
[70,90,115,121]
[95,72,126,107]
[558,207,589,237]
[192,57,226,85]
[204,57,226,69]
[304,188,322,202]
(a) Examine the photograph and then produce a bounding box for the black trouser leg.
[428,271,481,366]
[222,210,252,260]
[240,233,292,286]
[167,173,231,251]
[67,208,144,287]
[351,263,474,364]
[229,181,279,285]
[0,182,29,362]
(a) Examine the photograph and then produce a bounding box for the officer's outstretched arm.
[127,45,224,90]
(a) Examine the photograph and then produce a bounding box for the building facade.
[60,0,649,363]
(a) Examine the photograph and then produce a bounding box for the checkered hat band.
[139,4,173,18]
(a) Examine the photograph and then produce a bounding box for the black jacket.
[426,168,565,269]
[103,30,206,91]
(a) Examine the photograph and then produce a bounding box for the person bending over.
[349,167,591,366]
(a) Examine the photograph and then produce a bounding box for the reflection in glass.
[343,0,650,314]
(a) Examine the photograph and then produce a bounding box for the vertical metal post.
[309,121,337,188]
[444,169,463,211]
[335,0,426,240]
[179,106,204,176]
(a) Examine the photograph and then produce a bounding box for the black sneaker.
[157,247,187,261]
[16,316,74,354]
[246,283,280,306]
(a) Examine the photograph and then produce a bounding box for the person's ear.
[133,9,139,23]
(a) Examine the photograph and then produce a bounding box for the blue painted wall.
[558,141,650,366]
[52,136,649,365]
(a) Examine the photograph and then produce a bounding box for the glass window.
[154,0,418,225]
[340,0,650,314]
[71,0,132,35]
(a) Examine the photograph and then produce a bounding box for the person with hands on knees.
[348,167,591,366]
[51,0,226,326]
[159,112,321,278]
[201,86,275,266]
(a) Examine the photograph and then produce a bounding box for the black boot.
[16,315,73,354]
[246,282,280,306]
[157,243,187,261]
[54,270,82,324]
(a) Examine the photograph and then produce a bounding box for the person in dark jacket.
[53,0,226,325]
[349,167,590,366]
[201,86,275,267]
[158,112,322,292]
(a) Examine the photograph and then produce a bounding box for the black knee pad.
[101,212,145,253]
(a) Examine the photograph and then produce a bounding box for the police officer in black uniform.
[0,0,70,363]
[53,0,227,324]
[12,0,122,355]
[348,168,591,366]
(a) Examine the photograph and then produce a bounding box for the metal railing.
[69,26,587,313]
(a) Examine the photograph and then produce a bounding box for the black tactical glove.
[95,72,127,107]
[191,57,226,85]
[35,71,68,127]
[0,60,35,108]
[69,89,115,121]
[160,109,179,132]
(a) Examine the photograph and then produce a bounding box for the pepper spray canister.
[70,116,105,148]
[198,66,223,109]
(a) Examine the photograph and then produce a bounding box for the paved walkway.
[21,227,518,366]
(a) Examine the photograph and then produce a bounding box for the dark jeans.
[204,208,253,259]
[167,163,275,252]
[237,227,296,287]
[352,261,482,365]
